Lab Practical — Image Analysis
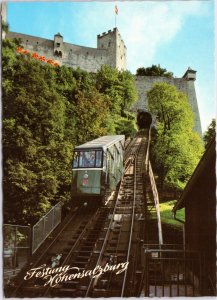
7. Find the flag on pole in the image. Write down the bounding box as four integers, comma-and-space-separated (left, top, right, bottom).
115, 5, 118, 15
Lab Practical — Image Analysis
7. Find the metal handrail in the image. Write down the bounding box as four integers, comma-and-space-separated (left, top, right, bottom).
148, 161, 163, 245
32, 202, 62, 254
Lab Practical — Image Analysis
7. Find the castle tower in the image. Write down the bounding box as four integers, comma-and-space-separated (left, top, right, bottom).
54, 32, 64, 58
97, 28, 126, 71
182, 68, 202, 136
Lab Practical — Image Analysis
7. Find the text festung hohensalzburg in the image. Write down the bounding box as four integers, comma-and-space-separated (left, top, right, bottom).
24, 262, 129, 287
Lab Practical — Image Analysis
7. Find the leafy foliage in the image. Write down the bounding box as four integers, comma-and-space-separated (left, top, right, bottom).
147, 82, 204, 191
203, 119, 216, 149
136, 64, 173, 78
2, 21, 9, 33
96, 65, 138, 115
2, 38, 138, 225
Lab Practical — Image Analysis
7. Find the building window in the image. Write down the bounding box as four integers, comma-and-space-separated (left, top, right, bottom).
56, 43, 60, 47
108, 41, 111, 47
54, 50, 62, 58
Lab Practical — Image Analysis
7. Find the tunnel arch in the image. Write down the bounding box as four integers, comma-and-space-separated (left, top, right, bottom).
137, 110, 152, 129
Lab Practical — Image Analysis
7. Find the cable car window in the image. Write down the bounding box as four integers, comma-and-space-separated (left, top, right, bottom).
73, 150, 102, 168
73, 152, 79, 167
96, 150, 102, 167
86, 151, 95, 167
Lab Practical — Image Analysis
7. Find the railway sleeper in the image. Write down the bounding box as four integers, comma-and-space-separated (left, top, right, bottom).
73, 261, 88, 268
92, 289, 110, 297
80, 245, 93, 251
69, 236, 83, 243
63, 245, 75, 252
76, 255, 90, 262
76, 250, 92, 256
68, 239, 81, 245
110, 230, 121, 236
85, 237, 99, 242
53, 288, 78, 297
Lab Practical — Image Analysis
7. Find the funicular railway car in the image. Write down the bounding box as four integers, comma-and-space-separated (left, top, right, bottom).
71, 135, 125, 206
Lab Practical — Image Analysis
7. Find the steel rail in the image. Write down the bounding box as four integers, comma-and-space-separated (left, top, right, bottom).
121, 137, 146, 297
84, 165, 127, 296
14, 130, 149, 298
12, 207, 79, 296
85, 135, 140, 297
43, 206, 107, 297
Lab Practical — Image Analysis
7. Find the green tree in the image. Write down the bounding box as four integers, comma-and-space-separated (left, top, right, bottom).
3, 39, 69, 224
2, 39, 139, 225
203, 119, 216, 148
95, 65, 138, 134
114, 111, 137, 137
136, 64, 173, 78
147, 82, 204, 190
96, 65, 137, 114
72, 89, 111, 144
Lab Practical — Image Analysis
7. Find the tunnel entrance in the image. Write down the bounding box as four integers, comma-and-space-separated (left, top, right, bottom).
137, 110, 152, 129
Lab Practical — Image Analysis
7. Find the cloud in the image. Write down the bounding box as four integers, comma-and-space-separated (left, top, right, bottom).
61, 1, 208, 73
118, 1, 206, 72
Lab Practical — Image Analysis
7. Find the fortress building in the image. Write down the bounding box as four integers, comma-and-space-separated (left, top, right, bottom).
134, 68, 202, 136
2, 0, 202, 136
7, 28, 127, 72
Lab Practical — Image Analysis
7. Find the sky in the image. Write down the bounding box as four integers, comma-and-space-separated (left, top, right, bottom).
5, 0, 216, 133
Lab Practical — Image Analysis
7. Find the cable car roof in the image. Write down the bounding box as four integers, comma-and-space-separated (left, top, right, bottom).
75, 135, 125, 150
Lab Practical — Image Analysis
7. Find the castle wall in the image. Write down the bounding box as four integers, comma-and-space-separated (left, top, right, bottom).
7, 29, 201, 136
185, 80, 202, 136
1, 1, 7, 39
7, 28, 126, 73
134, 76, 202, 136
1, 1, 6, 23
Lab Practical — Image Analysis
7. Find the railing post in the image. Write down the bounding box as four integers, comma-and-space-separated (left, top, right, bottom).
148, 161, 163, 245
52, 206, 55, 229
144, 249, 149, 296
43, 216, 46, 241
13, 226, 17, 275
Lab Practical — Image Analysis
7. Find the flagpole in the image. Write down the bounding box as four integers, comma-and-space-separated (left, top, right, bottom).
115, 4, 118, 28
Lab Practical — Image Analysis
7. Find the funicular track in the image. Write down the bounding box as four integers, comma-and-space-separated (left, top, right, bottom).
11, 205, 111, 298
10, 130, 150, 298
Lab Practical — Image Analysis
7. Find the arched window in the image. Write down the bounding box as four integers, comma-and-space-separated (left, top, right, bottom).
54, 50, 62, 58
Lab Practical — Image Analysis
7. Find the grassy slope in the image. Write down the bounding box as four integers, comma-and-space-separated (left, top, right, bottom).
159, 200, 185, 228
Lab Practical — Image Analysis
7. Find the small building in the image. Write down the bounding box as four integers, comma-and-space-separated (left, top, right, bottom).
173, 138, 216, 295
